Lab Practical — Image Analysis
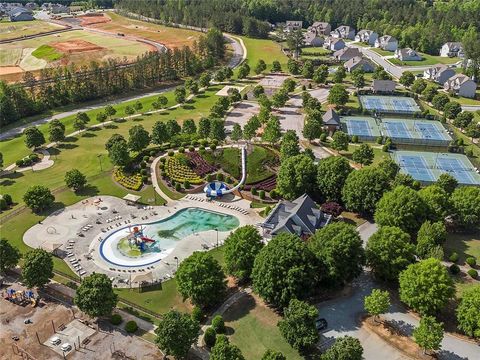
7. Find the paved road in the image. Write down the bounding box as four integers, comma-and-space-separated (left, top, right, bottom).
461, 105, 480, 112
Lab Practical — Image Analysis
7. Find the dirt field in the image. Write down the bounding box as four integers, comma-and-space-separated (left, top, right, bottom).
79, 14, 111, 26
0, 20, 65, 41
52, 39, 104, 53
87, 12, 201, 49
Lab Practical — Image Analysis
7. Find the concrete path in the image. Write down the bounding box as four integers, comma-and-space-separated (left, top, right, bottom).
4, 148, 54, 172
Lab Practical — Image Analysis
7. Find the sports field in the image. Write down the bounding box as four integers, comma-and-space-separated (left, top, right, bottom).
0, 20, 65, 41
381, 118, 451, 146
360, 95, 421, 114
85, 12, 201, 49
391, 150, 480, 185
340, 116, 381, 141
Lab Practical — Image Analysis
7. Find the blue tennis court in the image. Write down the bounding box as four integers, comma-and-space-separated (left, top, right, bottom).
414, 122, 450, 141
381, 119, 451, 146
436, 158, 479, 185
340, 116, 381, 141
346, 120, 372, 136
360, 95, 421, 114
396, 154, 435, 182
383, 121, 410, 139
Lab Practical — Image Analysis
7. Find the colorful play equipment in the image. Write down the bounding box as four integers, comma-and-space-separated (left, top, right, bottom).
204, 145, 247, 198
4, 289, 38, 307
127, 226, 156, 252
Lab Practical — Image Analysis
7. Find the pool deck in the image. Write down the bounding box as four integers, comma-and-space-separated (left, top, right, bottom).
23, 195, 261, 287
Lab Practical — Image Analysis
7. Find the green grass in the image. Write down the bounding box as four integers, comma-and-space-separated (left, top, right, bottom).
223, 293, 302, 359
300, 47, 332, 56
370, 48, 393, 56
237, 36, 288, 72
341, 143, 388, 167
449, 90, 480, 106
388, 53, 459, 67
444, 232, 480, 265
32, 44, 63, 61
0, 20, 63, 41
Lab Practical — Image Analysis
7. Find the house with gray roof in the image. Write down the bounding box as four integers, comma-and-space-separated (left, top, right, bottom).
324, 37, 345, 51
322, 109, 341, 133
344, 56, 375, 73
331, 25, 355, 40
355, 30, 378, 46
285, 20, 303, 32
423, 64, 456, 84
308, 21, 331, 36
304, 32, 324, 47
333, 47, 361, 61
374, 35, 398, 52
395, 48, 422, 61
9, 7, 33, 21
444, 74, 477, 98
261, 194, 332, 238
440, 42, 464, 58
372, 80, 396, 93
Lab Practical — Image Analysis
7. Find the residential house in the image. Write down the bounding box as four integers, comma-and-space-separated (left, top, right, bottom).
333, 47, 361, 61
322, 109, 341, 134
344, 56, 375, 73
261, 194, 332, 238
324, 37, 345, 51
285, 20, 303, 32
395, 48, 422, 61
331, 25, 355, 40
25, 2, 37, 10
372, 80, 396, 93
374, 35, 398, 52
440, 42, 464, 58
9, 7, 33, 21
308, 21, 331, 35
444, 74, 477, 98
50, 4, 70, 14
303, 32, 324, 47
355, 30, 378, 46
423, 64, 456, 84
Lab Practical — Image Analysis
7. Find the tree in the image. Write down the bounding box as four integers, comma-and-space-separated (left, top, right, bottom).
262, 116, 282, 144
454, 111, 474, 129
0, 239, 21, 273
104, 105, 117, 120
351, 69, 365, 89
73, 117, 87, 132
443, 101, 462, 119
209, 119, 226, 141
182, 119, 197, 134
124, 105, 135, 116
151, 121, 169, 145
258, 94, 272, 112
228, 88, 242, 103
378, 159, 400, 181
108, 140, 130, 167
0, 152, 3, 170
331, 131, 349, 152
364, 289, 390, 323
399, 71, 415, 88
372, 66, 391, 80
432, 93, 450, 111
462, 28, 480, 81
366, 226, 415, 281
24, 126, 45, 149
252, 233, 319, 309
465, 123, 480, 141
230, 123, 243, 142
22, 249, 53, 288
277, 154, 317, 200
76, 112, 90, 125
280, 130, 300, 160
253, 85, 265, 98
23, 185, 54, 213
278, 299, 319, 351
243, 115, 260, 142
214, 69, 225, 82
272, 60, 282, 72
155, 310, 200, 359
352, 143, 374, 166
283, 78, 296, 93
128, 125, 150, 152
287, 59, 300, 75
302, 115, 322, 142
399, 258, 454, 315
224, 226, 263, 281
166, 119, 181, 137
262, 350, 286, 360
416, 221, 447, 259
188, 81, 199, 95
309, 222, 365, 285
48, 120, 65, 143
176, 252, 226, 308
436, 173, 458, 195
75, 273, 117, 317
316, 157, 352, 203
313, 64, 329, 84
255, 59, 267, 74
286, 29, 304, 59
199, 72, 211, 88
210, 335, 244, 360
342, 168, 389, 215
321, 336, 363, 360
237, 63, 250, 79
422, 85, 438, 102
174, 87, 187, 103
157, 95, 169, 108
418, 185, 451, 222
411, 78, 427, 94
64, 169, 87, 191
451, 186, 480, 229
456, 285, 480, 338
301, 60, 314, 79
271, 89, 289, 108
333, 66, 346, 83
327, 84, 349, 107
413, 316, 444, 355
96, 111, 107, 123
105, 134, 126, 151
374, 185, 427, 235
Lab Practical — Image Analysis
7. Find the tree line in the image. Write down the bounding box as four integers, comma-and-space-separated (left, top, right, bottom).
0, 28, 225, 127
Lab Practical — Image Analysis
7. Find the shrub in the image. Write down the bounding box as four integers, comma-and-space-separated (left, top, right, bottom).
184, 180, 190, 189
2, 194, 13, 205
150, 149, 157, 156
142, 175, 149, 184
143, 156, 150, 162
168, 150, 174, 156
191, 306, 203, 323
376, 136, 383, 144
0, 198, 7, 210
320, 133, 327, 142
210, 144, 217, 151
216, 173, 224, 181
175, 182, 181, 191
113, 168, 143, 191
140, 161, 147, 169
259, 190, 265, 199
189, 146, 195, 152
269, 189, 277, 199
110, 314, 122, 325
204, 327, 216, 348
29, 153, 39, 162
251, 187, 257, 195
199, 146, 205, 151
181, 142, 189, 147
449, 264, 460, 275
352, 135, 359, 143
226, 177, 233, 184
201, 139, 208, 146
206, 174, 213, 182
160, 157, 166, 163
178, 147, 185, 153
382, 145, 389, 152
140, 169, 148, 176
212, 139, 219, 146
159, 163, 165, 170
321, 202, 344, 218
467, 269, 478, 279
449, 252, 459, 263
124, 320, 138, 333
466, 257, 476, 267
211, 315, 225, 334
16, 159, 24, 167
23, 158, 32, 166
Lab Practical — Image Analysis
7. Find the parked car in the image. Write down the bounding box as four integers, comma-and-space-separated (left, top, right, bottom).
61, 343, 72, 352
315, 317, 328, 331
50, 337, 61, 346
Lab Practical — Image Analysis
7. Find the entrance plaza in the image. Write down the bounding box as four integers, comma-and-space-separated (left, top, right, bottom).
23, 195, 261, 288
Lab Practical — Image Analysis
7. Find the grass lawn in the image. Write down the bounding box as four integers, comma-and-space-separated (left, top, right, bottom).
32, 44, 63, 61
444, 232, 480, 265
388, 53, 459, 67
223, 293, 302, 359
341, 143, 388, 167
341, 211, 367, 226
301, 47, 331, 56
449, 90, 480, 106
237, 36, 288, 72
370, 48, 393, 56
0, 20, 64, 41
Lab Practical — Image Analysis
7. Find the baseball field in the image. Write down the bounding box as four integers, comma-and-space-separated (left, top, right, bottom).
0, 19, 65, 41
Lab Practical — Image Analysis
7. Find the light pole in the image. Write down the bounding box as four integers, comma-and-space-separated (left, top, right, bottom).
97, 154, 103, 171
215, 229, 219, 248
174, 256, 179, 271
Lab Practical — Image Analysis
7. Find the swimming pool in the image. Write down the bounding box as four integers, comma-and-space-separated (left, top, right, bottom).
99, 208, 239, 267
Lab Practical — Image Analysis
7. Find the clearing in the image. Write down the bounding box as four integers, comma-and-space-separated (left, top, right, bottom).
0, 19, 65, 41
238, 36, 288, 72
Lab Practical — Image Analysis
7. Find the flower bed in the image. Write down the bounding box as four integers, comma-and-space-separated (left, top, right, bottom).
243, 176, 277, 192
165, 155, 203, 184
113, 168, 143, 191
185, 151, 216, 177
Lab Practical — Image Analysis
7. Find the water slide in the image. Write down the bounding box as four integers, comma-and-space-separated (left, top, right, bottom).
140, 237, 155, 243
204, 145, 247, 197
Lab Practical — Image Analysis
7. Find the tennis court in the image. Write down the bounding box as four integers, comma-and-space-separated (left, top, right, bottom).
340, 116, 381, 141
360, 95, 421, 114
382, 118, 451, 146
391, 151, 480, 185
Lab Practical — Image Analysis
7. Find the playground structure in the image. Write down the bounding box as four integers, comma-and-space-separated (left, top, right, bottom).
204, 145, 247, 197
4, 289, 38, 307
126, 226, 156, 252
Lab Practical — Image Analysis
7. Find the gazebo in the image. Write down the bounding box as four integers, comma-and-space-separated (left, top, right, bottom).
123, 193, 141, 205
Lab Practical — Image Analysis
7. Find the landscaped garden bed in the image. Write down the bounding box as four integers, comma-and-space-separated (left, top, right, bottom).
113, 168, 143, 191
185, 151, 217, 176
163, 154, 203, 185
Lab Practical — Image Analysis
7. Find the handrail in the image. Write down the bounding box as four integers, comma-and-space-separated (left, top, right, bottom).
222, 145, 246, 194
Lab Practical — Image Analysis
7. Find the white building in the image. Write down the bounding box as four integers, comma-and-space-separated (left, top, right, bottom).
444, 74, 477, 98
375, 35, 398, 52
355, 30, 378, 46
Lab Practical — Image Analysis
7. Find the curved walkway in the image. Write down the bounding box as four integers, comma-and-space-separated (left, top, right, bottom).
5, 148, 54, 172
